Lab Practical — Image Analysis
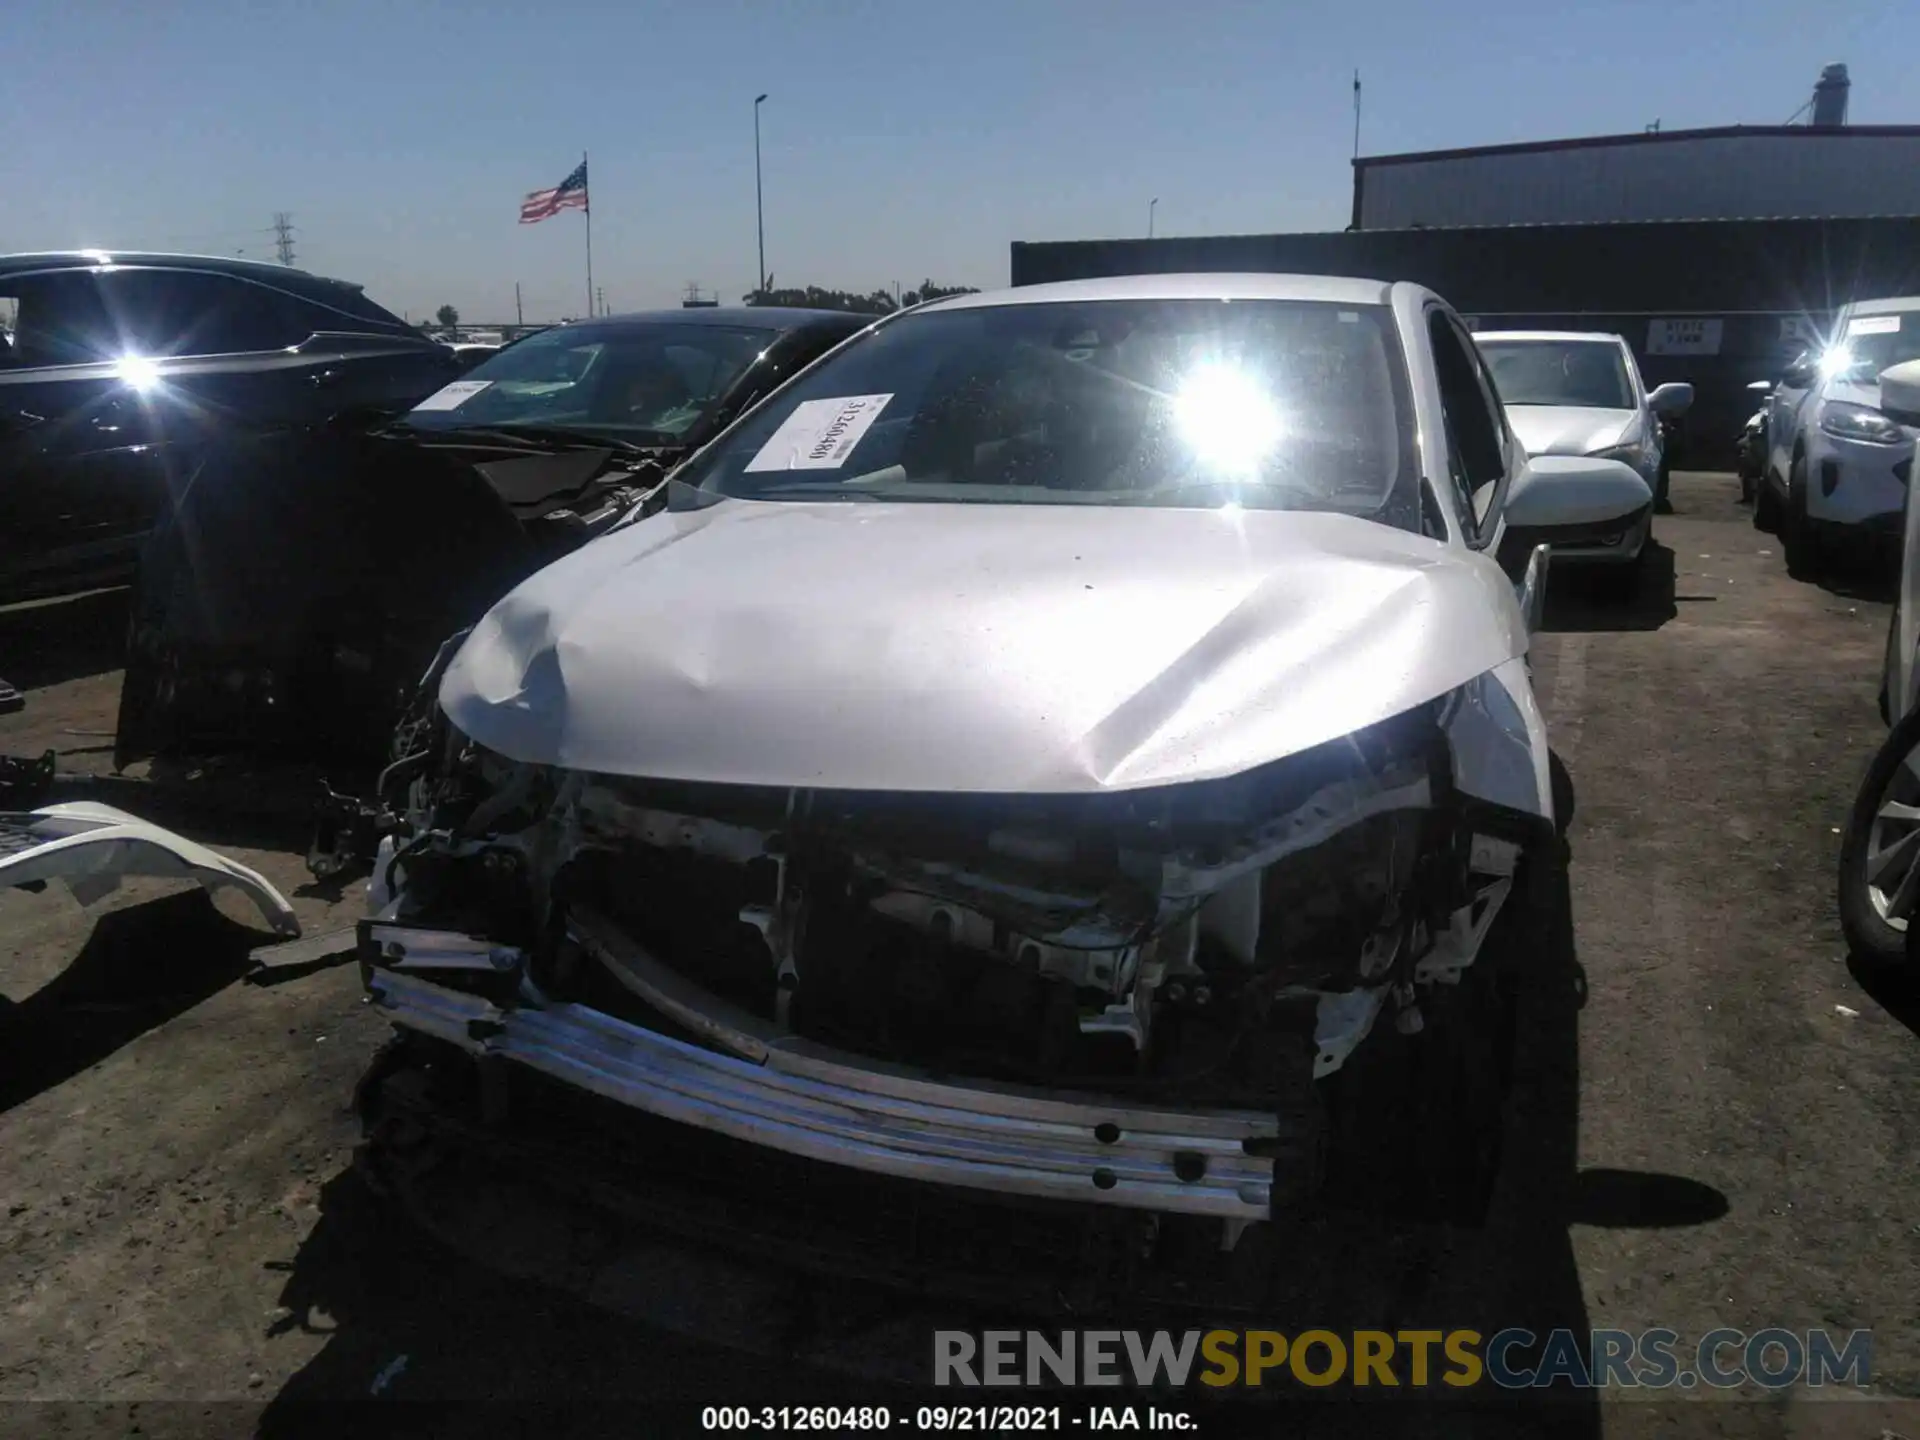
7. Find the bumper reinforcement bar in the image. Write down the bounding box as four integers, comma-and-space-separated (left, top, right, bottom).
365, 967, 1286, 1219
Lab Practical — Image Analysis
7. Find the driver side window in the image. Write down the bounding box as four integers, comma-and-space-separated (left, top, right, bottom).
1427, 309, 1507, 543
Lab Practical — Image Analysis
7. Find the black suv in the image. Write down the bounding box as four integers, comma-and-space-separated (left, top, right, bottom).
0, 252, 458, 604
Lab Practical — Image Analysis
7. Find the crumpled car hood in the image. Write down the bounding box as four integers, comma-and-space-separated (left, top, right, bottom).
438, 497, 1528, 794
1506, 405, 1639, 457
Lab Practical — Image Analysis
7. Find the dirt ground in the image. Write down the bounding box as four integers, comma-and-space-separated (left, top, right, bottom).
2, 473, 1918, 1438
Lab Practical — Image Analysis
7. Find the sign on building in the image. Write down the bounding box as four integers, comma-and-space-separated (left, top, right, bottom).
1647, 318, 1724, 356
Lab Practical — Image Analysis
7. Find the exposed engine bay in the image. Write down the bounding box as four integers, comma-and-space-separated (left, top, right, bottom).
349, 640, 1545, 1229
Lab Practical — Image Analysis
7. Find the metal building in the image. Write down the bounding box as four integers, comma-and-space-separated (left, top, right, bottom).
1351, 123, 1920, 230
1009, 217, 1920, 467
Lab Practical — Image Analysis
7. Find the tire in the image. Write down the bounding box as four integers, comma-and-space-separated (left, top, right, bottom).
1652, 457, 1673, 515
1319, 888, 1526, 1226
1781, 453, 1824, 579
1838, 701, 1920, 970
1753, 471, 1781, 532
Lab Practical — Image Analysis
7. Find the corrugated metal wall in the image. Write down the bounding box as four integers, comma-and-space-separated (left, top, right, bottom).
1356, 132, 1920, 229
1008, 218, 1920, 467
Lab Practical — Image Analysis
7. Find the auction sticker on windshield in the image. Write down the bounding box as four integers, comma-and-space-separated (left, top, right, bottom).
413, 380, 494, 412
1848, 315, 1903, 338
745, 394, 892, 472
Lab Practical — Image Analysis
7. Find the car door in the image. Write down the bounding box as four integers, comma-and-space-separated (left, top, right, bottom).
0, 267, 172, 600
1768, 317, 1832, 485
1423, 302, 1543, 625
0, 265, 411, 602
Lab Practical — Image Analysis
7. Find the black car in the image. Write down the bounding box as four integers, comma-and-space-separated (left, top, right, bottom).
118, 306, 872, 766
0, 252, 460, 605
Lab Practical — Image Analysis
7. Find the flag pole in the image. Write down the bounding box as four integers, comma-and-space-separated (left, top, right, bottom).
582, 151, 594, 319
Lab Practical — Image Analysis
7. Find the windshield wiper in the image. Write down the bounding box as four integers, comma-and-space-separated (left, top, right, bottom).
743, 482, 889, 499
392, 420, 678, 454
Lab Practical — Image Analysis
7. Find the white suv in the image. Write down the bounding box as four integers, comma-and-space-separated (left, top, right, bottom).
1756, 295, 1920, 578
1475, 330, 1691, 586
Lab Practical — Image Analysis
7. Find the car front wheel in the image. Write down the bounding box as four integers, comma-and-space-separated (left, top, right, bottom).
1838, 701, 1920, 969
1754, 471, 1782, 532
1781, 454, 1826, 578
1317, 847, 1551, 1226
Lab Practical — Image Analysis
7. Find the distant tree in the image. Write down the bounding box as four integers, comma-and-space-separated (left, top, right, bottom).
742, 280, 980, 314
743, 283, 893, 315
434, 304, 460, 334
901, 280, 980, 307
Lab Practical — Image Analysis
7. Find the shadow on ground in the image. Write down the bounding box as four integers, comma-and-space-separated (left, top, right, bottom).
245, 759, 1726, 1438
0, 889, 266, 1115
0, 587, 130, 690
1541, 544, 1678, 635
1847, 948, 1920, 1041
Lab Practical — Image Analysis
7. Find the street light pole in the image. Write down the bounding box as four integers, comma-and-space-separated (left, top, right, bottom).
754, 93, 769, 298
1148, 198, 1158, 239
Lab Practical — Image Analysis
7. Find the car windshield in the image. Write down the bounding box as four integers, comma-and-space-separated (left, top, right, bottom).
1827, 310, 1920, 382
1478, 339, 1635, 410
402, 320, 777, 442
680, 298, 1419, 527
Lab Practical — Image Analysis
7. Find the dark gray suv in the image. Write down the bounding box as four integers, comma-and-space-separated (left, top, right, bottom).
0, 251, 457, 604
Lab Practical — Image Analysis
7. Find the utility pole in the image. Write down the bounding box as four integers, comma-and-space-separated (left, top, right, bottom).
754, 93, 769, 298
515, 282, 524, 327
272, 212, 296, 266
1148, 198, 1158, 239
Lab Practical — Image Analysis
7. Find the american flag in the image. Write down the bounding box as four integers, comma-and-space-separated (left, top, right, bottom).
520, 159, 589, 224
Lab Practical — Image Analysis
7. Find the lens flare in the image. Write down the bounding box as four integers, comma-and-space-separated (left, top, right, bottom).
114, 355, 162, 392
1818, 345, 1857, 379
1173, 363, 1283, 474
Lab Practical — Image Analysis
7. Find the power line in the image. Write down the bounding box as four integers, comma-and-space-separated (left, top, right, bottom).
272, 212, 296, 267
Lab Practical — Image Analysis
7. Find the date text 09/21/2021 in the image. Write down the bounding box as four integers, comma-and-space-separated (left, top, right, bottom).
701, 1406, 1192, 1432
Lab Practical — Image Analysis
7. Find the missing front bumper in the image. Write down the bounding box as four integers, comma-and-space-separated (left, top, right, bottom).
364, 965, 1297, 1221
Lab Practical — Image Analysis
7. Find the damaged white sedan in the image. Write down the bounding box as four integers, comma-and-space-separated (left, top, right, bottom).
349, 275, 1645, 1245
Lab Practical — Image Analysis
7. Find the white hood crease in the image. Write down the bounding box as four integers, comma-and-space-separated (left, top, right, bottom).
439, 497, 1531, 795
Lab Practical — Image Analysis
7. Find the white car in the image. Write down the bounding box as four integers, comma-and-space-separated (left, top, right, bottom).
1757, 295, 1920, 577
1839, 358, 1920, 968
1474, 331, 1691, 590
345, 274, 1650, 1249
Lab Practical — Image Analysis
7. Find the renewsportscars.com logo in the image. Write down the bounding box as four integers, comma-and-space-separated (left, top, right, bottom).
933, 1328, 1872, 1391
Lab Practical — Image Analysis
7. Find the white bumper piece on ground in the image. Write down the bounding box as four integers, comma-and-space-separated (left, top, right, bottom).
0, 801, 301, 937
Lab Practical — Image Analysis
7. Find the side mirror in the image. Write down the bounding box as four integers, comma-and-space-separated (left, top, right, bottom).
1781, 363, 1817, 389
1881, 359, 1920, 429
1646, 382, 1693, 419
1501, 455, 1653, 550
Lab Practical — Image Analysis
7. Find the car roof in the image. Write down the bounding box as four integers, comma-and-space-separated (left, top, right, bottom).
1474, 330, 1628, 345
1845, 295, 1920, 317
593, 307, 868, 330
0, 250, 369, 293
918, 273, 1396, 312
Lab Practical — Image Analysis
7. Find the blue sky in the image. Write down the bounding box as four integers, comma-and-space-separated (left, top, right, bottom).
3, 0, 1911, 323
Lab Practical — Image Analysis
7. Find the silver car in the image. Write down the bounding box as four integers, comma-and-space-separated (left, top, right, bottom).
1474, 330, 1692, 593
1839, 357, 1920, 969
347, 274, 1648, 1254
